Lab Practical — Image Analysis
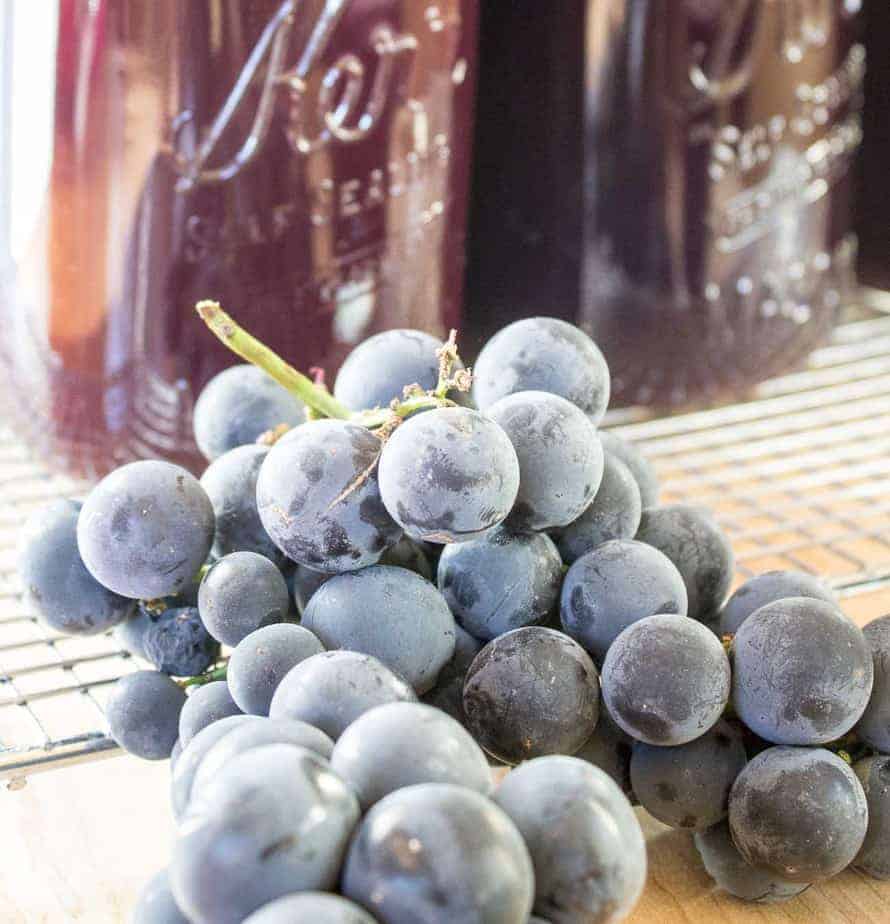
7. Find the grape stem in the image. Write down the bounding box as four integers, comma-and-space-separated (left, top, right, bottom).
181, 662, 228, 688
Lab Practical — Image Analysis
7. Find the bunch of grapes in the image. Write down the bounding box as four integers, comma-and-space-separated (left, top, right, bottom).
18, 305, 890, 924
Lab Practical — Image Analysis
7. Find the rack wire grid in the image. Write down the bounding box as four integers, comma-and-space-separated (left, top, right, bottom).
2, 293, 890, 789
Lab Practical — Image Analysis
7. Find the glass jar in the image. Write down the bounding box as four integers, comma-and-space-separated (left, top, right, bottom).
0, 0, 478, 477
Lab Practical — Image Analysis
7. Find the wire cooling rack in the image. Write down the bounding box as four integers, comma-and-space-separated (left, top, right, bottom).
1, 296, 890, 788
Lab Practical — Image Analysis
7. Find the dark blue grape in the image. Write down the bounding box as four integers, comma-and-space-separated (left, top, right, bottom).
77, 461, 215, 600
598, 431, 660, 509
289, 563, 331, 613
420, 624, 483, 725
301, 566, 455, 694
227, 624, 325, 715
732, 597, 873, 745
199, 444, 285, 566
257, 419, 401, 572
555, 453, 642, 564
378, 535, 434, 580
243, 894, 377, 924
141, 606, 219, 677
193, 364, 305, 462
856, 615, 890, 752
486, 391, 603, 531
853, 755, 890, 880
560, 539, 688, 664
133, 869, 190, 924
574, 708, 635, 800
19, 500, 134, 635
105, 670, 186, 760
473, 317, 610, 424
729, 746, 867, 882
462, 627, 600, 764
269, 651, 417, 740
437, 527, 562, 641
198, 551, 290, 647
601, 614, 730, 746
377, 407, 520, 543
342, 783, 534, 924
493, 756, 646, 924
178, 681, 243, 746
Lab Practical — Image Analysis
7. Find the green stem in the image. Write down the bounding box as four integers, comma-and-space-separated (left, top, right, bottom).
181, 662, 228, 688
356, 394, 456, 429
196, 301, 352, 420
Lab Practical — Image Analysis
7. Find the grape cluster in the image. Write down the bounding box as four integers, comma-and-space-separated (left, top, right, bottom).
17, 310, 890, 923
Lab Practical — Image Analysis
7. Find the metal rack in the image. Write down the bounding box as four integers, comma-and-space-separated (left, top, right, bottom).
2, 300, 890, 787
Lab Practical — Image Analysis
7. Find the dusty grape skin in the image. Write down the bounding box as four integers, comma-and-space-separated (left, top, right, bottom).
574, 708, 635, 801
302, 566, 456, 694
193, 364, 306, 462
114, 605, 157, 660
494, 756, 647, 924
171, 744, 359, 924
199, 444, 285, 566
133, 869, 190, 924
630, 720, 746, 830
486, 391, 604, 531
19, 500, 135, 635
694, 822, 811, 903
378, 535, 435, 580
289, 563, 331, 613
438, 527, 563, 641
729, 746, 868, 882
342, 783, 534, 924
636, 505, 734, 629
197, 551, 290, 647
473, 316, 611, 424
719, 569, 838, 637
853, 755, 890, 880
257, 419, 401, 572
243, 893, 378, 924
178, 681, 243, 746
560, 539, 688, 664
105, 671, 186, 760
462, 627, 600, 765
601, 614, 730, 746
854, 615, 890, 752
731, 597, 873, 746
332, 702, 491, 810
555, 453, 642, 564
420, 624, 483, 725
77, 461, 214, 600
269, 651, 417, 740
141, 606, 219, 677
377, 407, 520, 543
227, 624, 325, 715
598, 431, 660, 509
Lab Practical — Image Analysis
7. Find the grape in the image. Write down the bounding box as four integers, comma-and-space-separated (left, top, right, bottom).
256, 419, 401, 571
601, 614, 730, 746
486, 391, 604, 531
420, 624, 483, 724
133, 869, 190, 924
574, 707, 635, 800
555, 453, 642, 564
171, 744, 359, 924
472, 316, 610, 424
170, 739, 182, 769
560, 539, 688, 664
227, 624, 325, 715
377, 406, 520, 543
199, 444, 285, 566
728, 746, 867, 882
378, 535, 435, 580
193, 364, 305, 462
333, 328, 469, 411
341, 783, 534, 924
77, 461, 215, 600
493, 756, 646, 924
636, 505, 734, 628
105, 671, 186, 760
854, 615, 890, 752
18, 500, 134, 635
437, 527, 563, 641
243, 893, 378, 924
141, 606, 219, 677
731, 597, 873, 745
198, 552, 290, 647
289, 563, 331, 613
630, 720, 746, 830
719, 569, 837, 636
693, 822, 810, 903
301, 566, 456, 694
269, 651, 417, 740
462, 627, 600, 764
331, 702, 492, 810
598, 431, 660, 508
853, 755, 890, 880
178, 681, 243, 747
